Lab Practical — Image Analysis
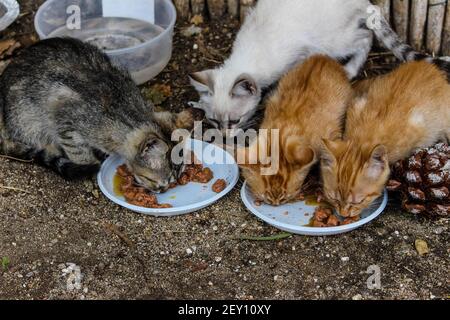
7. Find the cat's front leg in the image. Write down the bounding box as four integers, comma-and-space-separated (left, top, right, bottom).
57, 129, 100, 166
342, 37, 372, 79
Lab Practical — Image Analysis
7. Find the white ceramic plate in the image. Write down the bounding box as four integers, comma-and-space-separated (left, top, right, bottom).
241, 182, 388, 236
98, 139, 239, 216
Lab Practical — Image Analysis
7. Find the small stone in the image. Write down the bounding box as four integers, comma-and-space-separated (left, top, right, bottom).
415, 239, 430, 256
352, 294, 363, 300
186, 248, 193, 255
58, 263, 66, 270
193, 44, 199, 50
341, 257, 350, 262
181, 25, 202, 37
215, 257, 222, 263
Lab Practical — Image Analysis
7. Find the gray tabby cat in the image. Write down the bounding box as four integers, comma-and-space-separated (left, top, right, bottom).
0, 38, 202, 192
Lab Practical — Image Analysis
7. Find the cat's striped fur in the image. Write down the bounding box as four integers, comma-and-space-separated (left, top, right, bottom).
0, 38, 201, 192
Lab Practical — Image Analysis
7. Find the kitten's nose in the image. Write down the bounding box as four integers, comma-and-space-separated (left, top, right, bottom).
349, 208, 361, 218
339, 207, 351, 217
219, 120, 239, 130
155, 184, 169, 193
268, 198, 281, 206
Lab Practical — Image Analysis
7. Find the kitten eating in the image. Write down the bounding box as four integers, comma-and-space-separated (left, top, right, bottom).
321, 61, 450, 217
0, 38, 202, 192
240, 56, 352, 206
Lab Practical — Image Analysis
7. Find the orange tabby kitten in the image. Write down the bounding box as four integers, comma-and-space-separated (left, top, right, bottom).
240, 55, 352, 205
321, 60, 450, 217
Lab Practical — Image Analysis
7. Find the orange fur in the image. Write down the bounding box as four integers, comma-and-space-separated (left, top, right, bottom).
321, 61, 450, 217
240, 55, 352, 205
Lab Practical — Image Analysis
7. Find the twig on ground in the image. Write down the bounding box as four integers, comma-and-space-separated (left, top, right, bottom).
103, 222, 135, 247
0, 185, 31, 194
201, 57, 222, 64
0, 155, 33, 163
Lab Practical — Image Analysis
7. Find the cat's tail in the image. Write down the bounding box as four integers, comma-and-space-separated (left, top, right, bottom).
372, 14, 450, 77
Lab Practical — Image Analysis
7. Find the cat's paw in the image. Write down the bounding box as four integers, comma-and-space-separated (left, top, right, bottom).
175, 108, 205, 130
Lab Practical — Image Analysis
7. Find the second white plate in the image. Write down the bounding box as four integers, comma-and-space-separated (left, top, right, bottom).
241, 182, 388, 236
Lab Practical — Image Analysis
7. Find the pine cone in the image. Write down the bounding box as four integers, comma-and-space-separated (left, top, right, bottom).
388, 143, 449, 217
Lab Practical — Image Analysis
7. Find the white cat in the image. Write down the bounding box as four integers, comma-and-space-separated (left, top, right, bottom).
189, 0, 385, 136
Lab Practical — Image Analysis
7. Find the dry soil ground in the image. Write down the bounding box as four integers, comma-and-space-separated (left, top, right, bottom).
0, 0, 448, 300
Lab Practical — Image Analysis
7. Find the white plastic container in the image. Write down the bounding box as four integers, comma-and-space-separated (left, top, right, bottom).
35, 0, 176, 84
0, 0, 20, 31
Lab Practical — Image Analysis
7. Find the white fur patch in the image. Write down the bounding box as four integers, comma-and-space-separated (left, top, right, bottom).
353, 96, 368, 113
409, 111, 425, 126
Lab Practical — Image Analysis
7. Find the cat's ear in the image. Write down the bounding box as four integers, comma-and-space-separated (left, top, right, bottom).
320, 139, 339, 168
139, 137, 169, 161
285, 138, 315, 167
231, 74, 258, 97
366, 145, 388, 179
189, 70, 215, 94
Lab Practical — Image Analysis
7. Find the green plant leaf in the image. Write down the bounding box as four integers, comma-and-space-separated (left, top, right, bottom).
1, 256, 10, 271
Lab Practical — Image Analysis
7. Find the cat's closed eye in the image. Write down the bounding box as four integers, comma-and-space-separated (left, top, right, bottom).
350, 199, 364, 205
207, 118, 220, 126
135, 175, 156, 186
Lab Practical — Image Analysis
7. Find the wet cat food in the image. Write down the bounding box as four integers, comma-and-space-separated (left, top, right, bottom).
177, 163, 214, 185
115, 152, 215, 208
212, 179, 227, 193
116, 164, 173, 208
311, 206, 359, 227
